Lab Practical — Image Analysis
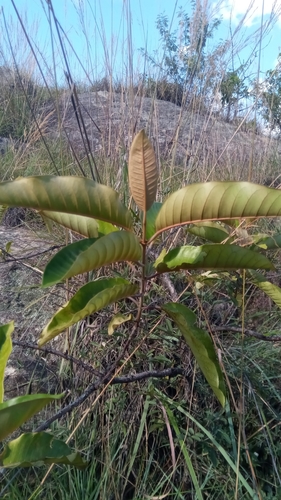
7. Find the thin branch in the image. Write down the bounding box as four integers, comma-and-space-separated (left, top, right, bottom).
11, 339, 186, 384
111, 367, 185, 384
213, 325, 281, 342
0, 245, 63, 263
36, 325, 138, 430
12, 340, 100, 376
35, 378, 102, 431
35, 366, 185, 432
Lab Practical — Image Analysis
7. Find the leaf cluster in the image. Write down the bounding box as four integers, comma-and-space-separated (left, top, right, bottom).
2, 129, 281, 477
256, 55, 281, 132
141, 7, 221, 106
0, 323, 87, 469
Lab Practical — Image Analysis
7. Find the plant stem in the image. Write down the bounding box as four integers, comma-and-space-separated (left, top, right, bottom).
136, 241, 146, 323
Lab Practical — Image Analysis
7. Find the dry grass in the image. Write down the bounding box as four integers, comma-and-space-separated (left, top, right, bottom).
1, 1, 281, 499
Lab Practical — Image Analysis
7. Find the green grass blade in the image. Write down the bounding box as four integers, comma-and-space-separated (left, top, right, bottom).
155, 389, 258, 499
125, 395, 150, 486
164, 404, 204, 500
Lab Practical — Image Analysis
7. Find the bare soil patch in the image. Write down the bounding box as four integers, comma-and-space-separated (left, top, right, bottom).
0, 222, 64, 398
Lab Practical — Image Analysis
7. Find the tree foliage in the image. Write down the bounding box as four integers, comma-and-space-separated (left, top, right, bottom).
1, 130, 281, 409
220, 70, 248, 122
257, 55, 281, 133
0, 322, 87, 469
141, 5, 221, 106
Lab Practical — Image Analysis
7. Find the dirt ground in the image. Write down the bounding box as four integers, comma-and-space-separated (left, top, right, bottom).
0, 217, 65, 398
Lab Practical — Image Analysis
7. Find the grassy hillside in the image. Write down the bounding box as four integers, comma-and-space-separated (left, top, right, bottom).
0, 2, 281, 499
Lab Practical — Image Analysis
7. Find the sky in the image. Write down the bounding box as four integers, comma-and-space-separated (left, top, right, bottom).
1, 0, 281, 86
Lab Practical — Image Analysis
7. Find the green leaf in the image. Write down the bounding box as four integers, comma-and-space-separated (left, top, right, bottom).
5, 241, 13, 253
39, 278, 138, 346
0, 432, 87, 469
145, 202, 162, 240
154, 244, 274, 273
0, 322, 14, 403
129, 130, 158, 212
43, 232, 141, 287
40, 211, 118, 238
0, 393, 64, 441
108, 313, 132, 335
155, 182, 281, 233
162, 303, 226, 406
249, 270, 281, 309
252, 233, 281, 250
0, 176, 132, 230
188, 222, 231, 243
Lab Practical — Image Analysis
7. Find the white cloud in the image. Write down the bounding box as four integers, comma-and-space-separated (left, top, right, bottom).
218, 0, 281, 27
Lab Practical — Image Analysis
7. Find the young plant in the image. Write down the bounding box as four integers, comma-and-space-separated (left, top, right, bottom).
0, 322, 87, 469
1, 130, 281, 409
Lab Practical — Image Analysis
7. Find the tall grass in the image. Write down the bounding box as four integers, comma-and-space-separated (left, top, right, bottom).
1, 1, 281, 499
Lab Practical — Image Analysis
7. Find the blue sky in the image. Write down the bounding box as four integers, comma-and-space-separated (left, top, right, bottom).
1, 0, 281, 85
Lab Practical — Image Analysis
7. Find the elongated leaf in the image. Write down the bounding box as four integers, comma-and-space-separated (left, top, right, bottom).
249, 270, 281, 309
0, 393, 64, 441
43, 232, 141, 287
129, 130, 158, 212
0, 176, 132, 229
5, 241, 12, 253
154, 244, 274, 273
162, 303, 226, 406
0, 322, 14, 403
252, 233, 281, 250
145, 202, 162, 240
39, 278, 138, 346
0, 432, 87, 469
155, 182, 281, 233
188, 222, 231, 243
40, 211, 118, 238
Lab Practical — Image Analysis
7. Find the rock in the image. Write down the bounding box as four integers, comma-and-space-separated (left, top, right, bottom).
42, 89, 281, 183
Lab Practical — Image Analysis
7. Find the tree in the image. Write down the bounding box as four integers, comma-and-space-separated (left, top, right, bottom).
2, 131, 281, 496
141, 4, 221, 107
220, 70, 248, 122
257, 56, 281, 133
1, 130, 281, 410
